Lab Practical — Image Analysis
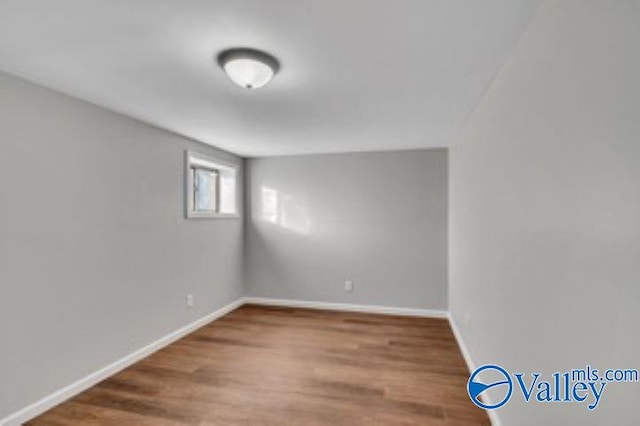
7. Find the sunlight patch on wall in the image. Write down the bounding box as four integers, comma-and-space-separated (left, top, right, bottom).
259, 186, 311, 235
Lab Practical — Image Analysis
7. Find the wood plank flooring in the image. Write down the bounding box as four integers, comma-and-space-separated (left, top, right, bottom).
28, 305, 489, 425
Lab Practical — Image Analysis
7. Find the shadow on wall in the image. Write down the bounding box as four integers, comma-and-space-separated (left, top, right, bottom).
259, 186, 311, 235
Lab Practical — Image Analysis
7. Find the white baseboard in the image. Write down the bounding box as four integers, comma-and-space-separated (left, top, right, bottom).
447, 313, 477, 373
0, 298, 244, 426
447, 314, 500, 426
243, 297, 448, 318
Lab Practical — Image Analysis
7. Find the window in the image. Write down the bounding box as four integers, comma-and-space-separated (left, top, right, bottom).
185, 151, 238, 218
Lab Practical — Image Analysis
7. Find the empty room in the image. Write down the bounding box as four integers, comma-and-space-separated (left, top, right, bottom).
1, 1, 638, 425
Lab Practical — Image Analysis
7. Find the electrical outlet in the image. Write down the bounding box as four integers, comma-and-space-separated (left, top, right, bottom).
186, 293, 194, 308
344, 280, 354, 292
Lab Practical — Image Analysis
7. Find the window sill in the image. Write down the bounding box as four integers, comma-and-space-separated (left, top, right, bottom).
186, 212, 240, 220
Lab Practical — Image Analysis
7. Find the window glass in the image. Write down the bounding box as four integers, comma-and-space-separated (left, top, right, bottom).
193, 168, 218, 212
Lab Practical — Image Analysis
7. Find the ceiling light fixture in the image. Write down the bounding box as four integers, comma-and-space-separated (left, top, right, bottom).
217, 48, 279, 90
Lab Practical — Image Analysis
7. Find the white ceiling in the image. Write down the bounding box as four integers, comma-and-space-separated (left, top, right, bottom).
0, 0, 539, 157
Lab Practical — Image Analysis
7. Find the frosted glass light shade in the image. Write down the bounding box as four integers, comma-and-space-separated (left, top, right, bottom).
218, 48, 279, 89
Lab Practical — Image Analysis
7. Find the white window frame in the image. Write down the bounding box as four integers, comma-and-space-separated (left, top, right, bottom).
185, 150, 239, 219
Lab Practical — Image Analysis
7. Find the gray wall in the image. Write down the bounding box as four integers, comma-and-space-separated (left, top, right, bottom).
449, 1, 640, 425
245, 149, 447, 310
0, 71, 244, 419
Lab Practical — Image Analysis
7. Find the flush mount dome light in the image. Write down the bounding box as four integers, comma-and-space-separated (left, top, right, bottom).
218, 48, 279, 89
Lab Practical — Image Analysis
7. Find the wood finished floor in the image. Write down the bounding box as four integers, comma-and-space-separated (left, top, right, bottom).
28, 305, 489, 425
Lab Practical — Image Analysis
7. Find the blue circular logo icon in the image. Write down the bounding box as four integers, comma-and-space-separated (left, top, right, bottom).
467, 364, 513, 409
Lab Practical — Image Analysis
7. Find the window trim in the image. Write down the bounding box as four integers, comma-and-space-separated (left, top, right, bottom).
185, 150, 240, 219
